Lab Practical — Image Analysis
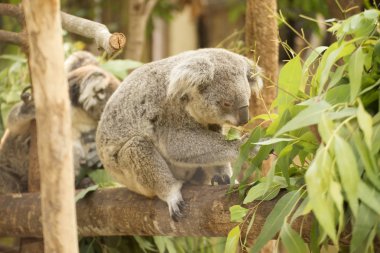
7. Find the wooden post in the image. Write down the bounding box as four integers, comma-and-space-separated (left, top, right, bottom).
22, 0, 79, 252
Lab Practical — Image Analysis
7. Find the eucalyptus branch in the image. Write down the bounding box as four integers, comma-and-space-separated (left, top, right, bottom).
0, 3, 24, 23
61, 12, 126, 55
0, 30, 27, 49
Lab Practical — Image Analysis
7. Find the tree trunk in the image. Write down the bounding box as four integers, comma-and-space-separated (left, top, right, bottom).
126, 0, 157, 61
245, 0, 278, 176
22, 0, 79, 252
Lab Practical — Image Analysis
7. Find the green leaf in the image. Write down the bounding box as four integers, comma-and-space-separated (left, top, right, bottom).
328, 181, 344, 234
225, 127, 242, 141
280, 223, 309, 253
277, 55, 303, 114
101, 59, 143, 79
305, 147, 338, 244
357, 101, 373, 149
350, 203, 379, 253
225, 225, 240, 253
249, 190, 301, 253
253, 137, 295, 145
319, 43, 355, 94
325, 84, 350, 105
358, 181, 380, 216
230, 205, 248, 222
275, 101, 330, 136
334, 135, 359, 217
243, 183, 281, 204
88, 169, 117, 187
349, 47, 365, 101
318, 114, 334, 144
75, 184, 99, 202
153, 237, 166, 253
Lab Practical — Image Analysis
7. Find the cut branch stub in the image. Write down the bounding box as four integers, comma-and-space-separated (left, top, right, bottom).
109, 33, 126, 51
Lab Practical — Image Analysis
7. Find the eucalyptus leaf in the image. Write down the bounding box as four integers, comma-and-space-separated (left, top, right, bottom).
230, 205, 248, 222
224, 225, 240, 253
358, 181, 380, 216
357, 101, 373, 149
349, 47, 365, 101
243, 183, 281, 204
334, 135, 359, 217
275, 101, 330, 136
75, 184, 99, 202
280, 223, 309, 253
277, 55, 303, 115
249, 190, 301, 253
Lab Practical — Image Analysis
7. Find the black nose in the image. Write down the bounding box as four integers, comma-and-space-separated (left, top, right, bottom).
237, 105, 249, 125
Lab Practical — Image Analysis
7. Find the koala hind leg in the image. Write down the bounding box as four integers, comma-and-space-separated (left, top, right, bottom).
115, 136, 184, 220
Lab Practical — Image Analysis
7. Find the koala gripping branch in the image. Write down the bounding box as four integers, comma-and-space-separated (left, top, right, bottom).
1, 186, 312, 241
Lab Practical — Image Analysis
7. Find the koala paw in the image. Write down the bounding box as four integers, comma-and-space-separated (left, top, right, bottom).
166, 187, 185, 222
211, 174, 230, 185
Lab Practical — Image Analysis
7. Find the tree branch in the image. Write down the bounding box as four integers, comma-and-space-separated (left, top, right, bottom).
0, 3, 126, 55
61, 12, 126, 55
0, 3, 24, 23
0, 30, 28, 49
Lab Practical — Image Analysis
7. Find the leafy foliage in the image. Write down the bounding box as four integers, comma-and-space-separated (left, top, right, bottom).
229, 9, 380, 253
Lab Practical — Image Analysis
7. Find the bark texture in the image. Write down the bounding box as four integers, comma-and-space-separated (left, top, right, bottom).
61, 12, 126, 55
22, 0, 79, 252
0, 186, 365, 249
0, 186, 311, 239
126, 0, 157, 60
245, 0, 278, 119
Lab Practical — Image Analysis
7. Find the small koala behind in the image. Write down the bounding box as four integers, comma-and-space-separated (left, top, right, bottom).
96, 48, 262, 220
0, 51, 120, 193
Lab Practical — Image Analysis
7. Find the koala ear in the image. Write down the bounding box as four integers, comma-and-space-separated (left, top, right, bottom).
167, 57, 215, 99
246, 60, 264, 96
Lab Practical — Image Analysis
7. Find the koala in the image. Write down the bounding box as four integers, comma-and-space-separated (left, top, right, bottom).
96, 48, 263, 220
0, 51, 120, 193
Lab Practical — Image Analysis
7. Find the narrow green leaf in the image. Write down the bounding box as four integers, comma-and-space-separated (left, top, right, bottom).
349, 47, 365, 101
243, 183, 281, 204
318, 114, 334, 144
319, 43, 355, 94
350, 204, 379, 253
249, 191, 301, 253
358, 181, 380, 216
225, 225, 240, 253
328, 181, 344, 234
278, 55, 303, 114
230, 205, 248, 222
334, 136, 359, 217
75, 184, 99, 202
253, 137, 295, 145
357, 101, 373, 149
305, 147, 338, 244
325, 84, 350, 105
153, 237, 166, 253
225, 127, 242, 141
275, 101, 331, 136
280, 223, 309, 253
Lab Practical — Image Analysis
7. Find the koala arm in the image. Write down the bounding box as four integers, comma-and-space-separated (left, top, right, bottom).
161, 127, 241, 167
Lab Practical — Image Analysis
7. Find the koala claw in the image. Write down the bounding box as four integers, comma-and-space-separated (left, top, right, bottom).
211, 174, 231, 185
167, 190, 185, 222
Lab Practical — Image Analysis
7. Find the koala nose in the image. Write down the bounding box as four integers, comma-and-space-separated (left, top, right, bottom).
237, 105, 249, 125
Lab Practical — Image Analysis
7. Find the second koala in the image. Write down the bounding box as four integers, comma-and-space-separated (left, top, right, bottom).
96, 48, 262, 219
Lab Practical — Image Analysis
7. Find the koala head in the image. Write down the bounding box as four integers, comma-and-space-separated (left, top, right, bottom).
68, 65, 120, 120
64, 51, 99, 73
167, 50, 263, 127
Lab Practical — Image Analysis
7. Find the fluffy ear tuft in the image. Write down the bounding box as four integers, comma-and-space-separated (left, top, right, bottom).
246, 60, 264, 96
167, 57, 215, 100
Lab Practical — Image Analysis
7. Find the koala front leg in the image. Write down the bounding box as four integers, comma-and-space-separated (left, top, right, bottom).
163, 128, 241, 167
114, 136, 185, 220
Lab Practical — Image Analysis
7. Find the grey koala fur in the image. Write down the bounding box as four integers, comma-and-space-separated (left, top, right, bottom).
0, 51, 120, 193
96, 48, 263, 219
